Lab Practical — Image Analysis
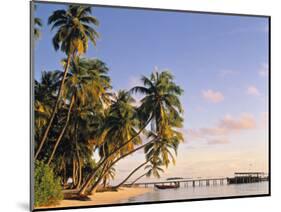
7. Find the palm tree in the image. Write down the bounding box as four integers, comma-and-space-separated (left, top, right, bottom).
33, 5, 42, 40
145, 157, 164, 179
131, 71, 184, 135
132, 70, 184, 167
35, 5, 100, 160
129, 157, 164, 187
102, 165, 116, 188
79, 91, 143, 195
34, 71, 61, 154
112, 159, 151, 189
79, 71, 184, 196
130, 173, 147, 186
47, 57, 111, 165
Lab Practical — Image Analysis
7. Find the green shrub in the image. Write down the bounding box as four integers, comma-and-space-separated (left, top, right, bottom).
34, 160, 63, 207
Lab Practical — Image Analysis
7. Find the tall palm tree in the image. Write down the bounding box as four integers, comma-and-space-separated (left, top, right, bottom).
132, 70, 184, 167
35, 5, 100, 160
47, 57, 111, 165
131, 71, 184, 135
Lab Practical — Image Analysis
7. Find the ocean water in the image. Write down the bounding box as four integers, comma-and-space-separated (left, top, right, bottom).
120, 182, 269, 203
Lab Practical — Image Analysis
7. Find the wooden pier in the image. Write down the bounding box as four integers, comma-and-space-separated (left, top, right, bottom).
124, 172, 268, 188
124, 177, 228, 188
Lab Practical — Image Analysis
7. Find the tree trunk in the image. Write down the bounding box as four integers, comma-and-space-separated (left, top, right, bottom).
72, 159, 76, 187
76, 156, 82, 189
83, 138, 158, 196
102, 177, 107, 188
78, 116, 154, 195
130, 172, 147, 186
47, 95, 75, 165
35, 54, 72, 160
113, 160, 150, 189
87, 163, 108, 195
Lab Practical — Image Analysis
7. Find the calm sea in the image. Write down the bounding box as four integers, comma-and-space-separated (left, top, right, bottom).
119, 182, 269, 203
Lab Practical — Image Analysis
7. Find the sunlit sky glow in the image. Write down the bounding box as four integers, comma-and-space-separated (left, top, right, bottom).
34, 3, 269, 184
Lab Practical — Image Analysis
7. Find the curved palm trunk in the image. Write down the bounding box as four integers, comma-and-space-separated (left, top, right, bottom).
87, 162, 108, 195
47, 94, 75, 165
130, 172, 147, 186
78, 116, 154, 195
84, 138, 158, 195
113, 160, 150, 189
35, 55, 72, 160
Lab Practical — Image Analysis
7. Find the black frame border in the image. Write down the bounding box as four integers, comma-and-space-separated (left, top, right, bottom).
30, 1, 271, 211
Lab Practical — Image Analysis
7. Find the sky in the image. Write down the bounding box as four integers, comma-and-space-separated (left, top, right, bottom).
34, 2, 269, 183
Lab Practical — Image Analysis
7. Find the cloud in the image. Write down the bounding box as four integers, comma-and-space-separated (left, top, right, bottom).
207, 138, 229, 145
202, 89, 224, 103
259, 63, 269, 77
218, 113, 256, 130
199, 127, 227, 136
246, 85, 260, 96
185, 113, 256, 145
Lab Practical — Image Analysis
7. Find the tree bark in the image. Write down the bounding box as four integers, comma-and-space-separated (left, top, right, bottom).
47, 94, 75, 165
76, 155, 82, 189
35, 54, 72, 160
113, 160, 150, 189
72, 159, 76, 187
78, 116, 154, 195
84, 138, 158, 195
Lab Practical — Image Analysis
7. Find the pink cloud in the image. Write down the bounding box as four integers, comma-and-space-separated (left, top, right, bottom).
219, 113, 256, 130
246, 85, 260, 96
199, 127, 227, 136
185, 113, 257, 145
202, 89, 224, 103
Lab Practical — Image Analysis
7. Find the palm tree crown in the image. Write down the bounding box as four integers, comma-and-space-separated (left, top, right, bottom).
48, 5, 99, 55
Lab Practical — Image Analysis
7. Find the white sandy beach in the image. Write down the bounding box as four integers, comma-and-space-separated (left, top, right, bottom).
37, 187, 152, 209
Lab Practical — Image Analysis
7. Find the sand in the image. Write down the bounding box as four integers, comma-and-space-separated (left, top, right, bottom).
37, 187, 152, 209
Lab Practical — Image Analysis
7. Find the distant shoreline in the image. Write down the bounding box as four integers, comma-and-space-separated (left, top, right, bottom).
37, 187, 152, 209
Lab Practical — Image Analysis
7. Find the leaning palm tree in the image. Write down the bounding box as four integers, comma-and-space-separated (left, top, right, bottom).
128, 157, 164, 186
35, 5, 99, 160
112, 159, 151, 189
102, 165, 116, 188
79, 91, 144, 195
79, 71, 184, 196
